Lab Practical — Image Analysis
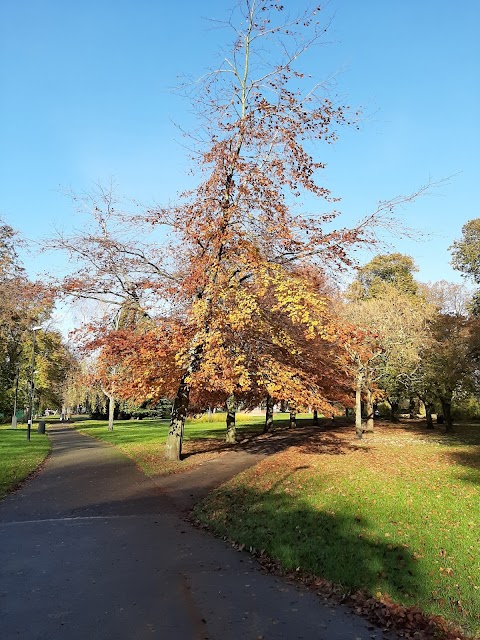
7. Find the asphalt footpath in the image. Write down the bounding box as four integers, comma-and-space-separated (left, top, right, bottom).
0, 425, 394, 639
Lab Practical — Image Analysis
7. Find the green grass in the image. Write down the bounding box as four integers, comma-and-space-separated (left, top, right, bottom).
0, 425, 51, 499
72, 412, 306, 476
194, 422, 480, 637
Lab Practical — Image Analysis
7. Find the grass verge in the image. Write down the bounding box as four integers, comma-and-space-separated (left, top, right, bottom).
0, 426, 51, 499
194, 421, 480, 638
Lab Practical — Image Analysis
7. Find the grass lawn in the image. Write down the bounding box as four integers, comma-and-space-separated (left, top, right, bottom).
73, 412, 306, 477
194, 421, 480, 637
0, 425, 51, 499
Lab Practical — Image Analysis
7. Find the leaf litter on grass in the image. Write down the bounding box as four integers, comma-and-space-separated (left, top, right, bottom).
195, 421, 480, 639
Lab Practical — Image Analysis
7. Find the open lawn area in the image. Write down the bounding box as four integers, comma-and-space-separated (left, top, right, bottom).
73, 412, 308, 477
0, 426, 51, 499
193, 421, 480, 637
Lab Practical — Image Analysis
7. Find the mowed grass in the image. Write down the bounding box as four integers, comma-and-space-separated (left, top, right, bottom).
0, 425, 51, 499
73, 412, 302, 477
194, 422, 480, 637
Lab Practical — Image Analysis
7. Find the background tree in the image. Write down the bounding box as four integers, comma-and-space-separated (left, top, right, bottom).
450, 218, 480, 312
0, 221, 56, 419
349, 252, 419, 300
418, 281, 478, 431
344, 254, 434, 430
27, 330, 74, 415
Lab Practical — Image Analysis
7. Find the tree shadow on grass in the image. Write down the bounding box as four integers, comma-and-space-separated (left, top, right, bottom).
399, 420, 480, 482
183, 421, 364, 458
388, 419, 480, 446
445, 448, 480, 484
198, 481, 423, 608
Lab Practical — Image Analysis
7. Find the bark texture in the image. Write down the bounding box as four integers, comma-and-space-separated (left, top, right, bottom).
264, 395, 274, 433
107, 394, 115, 432
389, 399, 399, 423
425, 401, 435, 429
289, 411, 296, 430
164, 375, 190, 461
355, 369, 363, 439
225, 393, 236, 443
441, 396, 454, 432
365, 387, 374, 433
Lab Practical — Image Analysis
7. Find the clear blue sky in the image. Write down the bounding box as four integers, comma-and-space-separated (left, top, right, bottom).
1, 0, 479, 286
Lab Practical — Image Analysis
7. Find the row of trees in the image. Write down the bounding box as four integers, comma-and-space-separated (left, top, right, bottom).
6, 2, 479, 457
0, 223, 73, 421
48, 1, 420, 458
47, 1, 479, 459
343, 253, 479, 435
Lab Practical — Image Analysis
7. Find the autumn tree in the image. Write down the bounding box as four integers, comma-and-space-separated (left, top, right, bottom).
187, 266, 353, 442
48, 184, 176, 429
344, 255, 434, 433
0, 221, 55, 419
27, 329, 74, 414
50, 3, 433, 456
50, 183, 173, 316
136, 1, 429, 460
418, 281, 478, 431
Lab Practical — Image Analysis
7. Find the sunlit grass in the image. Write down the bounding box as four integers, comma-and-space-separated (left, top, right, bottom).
194, 422, 480, 637
73, 412, 307, 476
0, 425, 51, 499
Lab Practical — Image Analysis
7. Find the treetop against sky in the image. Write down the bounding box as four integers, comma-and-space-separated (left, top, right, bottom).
0, 0, 479, 286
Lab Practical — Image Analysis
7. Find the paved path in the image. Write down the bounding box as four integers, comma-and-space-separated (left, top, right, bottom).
0, 426, 393, 639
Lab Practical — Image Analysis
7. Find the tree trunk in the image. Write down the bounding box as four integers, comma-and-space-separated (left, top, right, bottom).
355, 369, 363, 439
425, 401, 434, 429
389, 399, 399, 422
365, 387, 374, 433
164, 375, 190, 461
441, 397, 454, 432
289, 411, 296, 429
225, 393, 236, 443
165, 343, 204, 461
107, 394, 115, 431
409, 396, 416, 419
313, 409, 319, 425
264, 394, 274, 433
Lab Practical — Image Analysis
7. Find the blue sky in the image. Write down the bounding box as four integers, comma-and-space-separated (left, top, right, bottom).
1, 0, 479, 287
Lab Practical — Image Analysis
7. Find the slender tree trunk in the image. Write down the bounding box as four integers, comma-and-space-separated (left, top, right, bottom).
107, 394, 115, 432
289, 410, 297, 429
441, 397, 454, 432
313, 409, 319, 425
225, 393, 236, 443
164, 375, 190, 461
365, 387, 374, 433
355, 368, 363, 439
264, 394, 274, 433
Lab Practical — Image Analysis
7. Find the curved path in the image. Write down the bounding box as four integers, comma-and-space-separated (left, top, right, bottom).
0, 426, 392, 639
